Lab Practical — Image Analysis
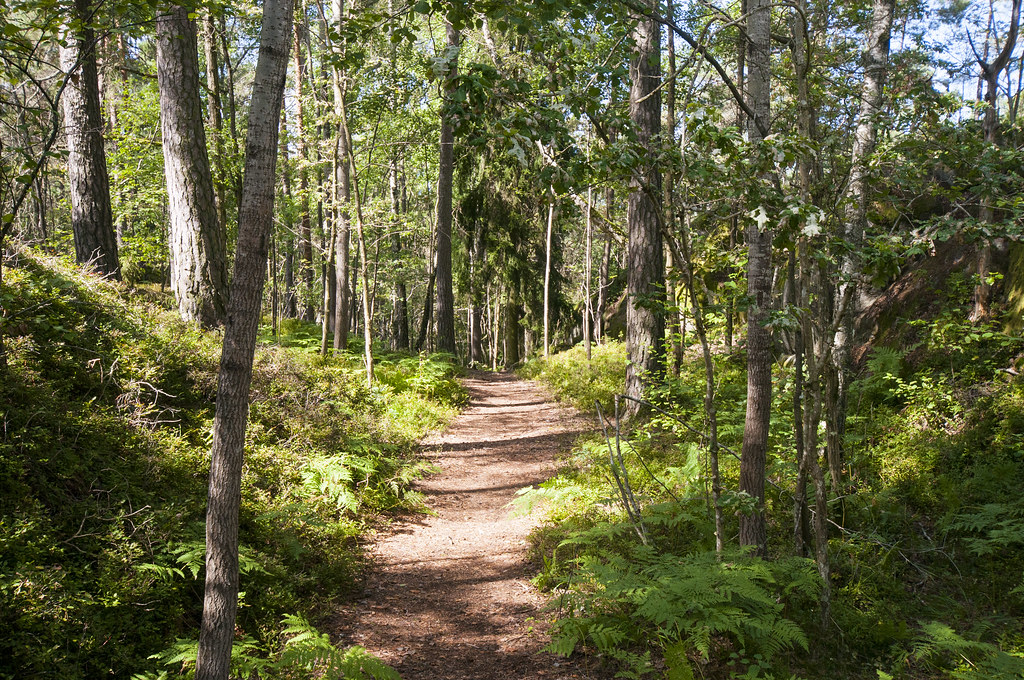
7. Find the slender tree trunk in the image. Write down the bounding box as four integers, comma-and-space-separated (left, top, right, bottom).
194, 0, 292, 676
157, 5, 229, 328
598, 188, 612, 342
469, 219, 486, 365
330, 0, 350, 350
739, 0, 772, 556
202, 11, 228, 235
340, 104, 374, 383
416, 266, 436, 352
280, 111, 299, 321
434, 21, 459, 355
543, 188, 554, 359
584, 184, 593, 361
218, 16, 241, 212
290, 17, 315, 322
973, 0, 1021, 321
830, 0, 897, 494
60, 0, 120, 279
664, 0, 679, 374
624, 9, 664, 416
390, 157, 409, 349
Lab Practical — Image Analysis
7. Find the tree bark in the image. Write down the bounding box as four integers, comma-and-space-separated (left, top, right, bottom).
157, 5, 229, 328
434, 21, 459, 356
60, 0, 121, 279
202, 11, 228, 235
830, 0, 896, 494
330, 0, 350, 351
973, 0, 1021, 321
390, 157, 409, 349
292, 16, 315, 322
468, 217, 486, 365
624, 10, 664, 415
739, 0, 772, 556
194, 0, 292, 677
543, 188, 554, 358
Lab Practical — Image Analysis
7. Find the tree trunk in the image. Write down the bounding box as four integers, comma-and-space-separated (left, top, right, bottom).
194, 0, 292, 676
584, 185, 593, 361
390, 157, 409, 349
830, 0, 897, 494
624, 10, 664, 415
202, 11, 228, 235
293, 15, 315, 322
157, 5, 229, 328
60, 0, 120, 279
469, 218, 486, 365
543, 189, 554, 358
598, 187, 612, 342
330, 0, 350, 351
739, 0, 772, 556
973, 0, 1021, 321
434, 21, 459, 356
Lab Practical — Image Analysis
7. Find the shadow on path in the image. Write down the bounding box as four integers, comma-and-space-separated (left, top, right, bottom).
331, 372, 612, 680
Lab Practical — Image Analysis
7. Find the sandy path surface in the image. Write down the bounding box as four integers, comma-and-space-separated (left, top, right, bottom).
332, 372, 612, 679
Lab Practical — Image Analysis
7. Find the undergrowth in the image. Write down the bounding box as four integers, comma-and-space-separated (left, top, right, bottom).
523, 313, 1024, 679
0, 251, 463, 679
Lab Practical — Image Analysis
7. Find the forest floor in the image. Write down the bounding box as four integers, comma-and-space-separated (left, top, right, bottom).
331, 371, 613, 680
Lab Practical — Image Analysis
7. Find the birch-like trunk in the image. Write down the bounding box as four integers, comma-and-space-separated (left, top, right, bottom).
739, 0, 772, 555
195, 0, 292, 676
830, 0, 896, 494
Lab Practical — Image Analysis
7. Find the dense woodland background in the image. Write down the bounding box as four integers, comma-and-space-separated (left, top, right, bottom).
3, 0, 1024, 677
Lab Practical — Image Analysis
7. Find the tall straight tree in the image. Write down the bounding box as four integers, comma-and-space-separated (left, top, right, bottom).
434, 20, 459, 355
330, 0, 350, 351
390, 158, 409, 349
59, 0, 120, 279
201, 11, 228, 234
292, 11, 316, 322
624, 8, 664, 413
829, 0, 897, 491
739, 0, 772, 555
156, 4, 229, 328
194, 0, 293, 676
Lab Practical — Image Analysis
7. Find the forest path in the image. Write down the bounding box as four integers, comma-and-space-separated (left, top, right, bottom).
332, 371, 611, 679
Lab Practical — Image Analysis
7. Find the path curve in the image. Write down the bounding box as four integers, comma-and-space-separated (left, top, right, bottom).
332, 372, 611, 679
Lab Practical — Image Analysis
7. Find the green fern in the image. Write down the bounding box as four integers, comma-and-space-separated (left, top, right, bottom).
911, 621, 1024, 680
546, 547, 818, 676
279, 615, 400, 680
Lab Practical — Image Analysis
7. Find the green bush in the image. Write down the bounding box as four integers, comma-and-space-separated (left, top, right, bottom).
520, 340, 627, 412
0, 253, 458, 679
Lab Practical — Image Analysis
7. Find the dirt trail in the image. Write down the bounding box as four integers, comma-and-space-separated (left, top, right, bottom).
332, 372, 611, 679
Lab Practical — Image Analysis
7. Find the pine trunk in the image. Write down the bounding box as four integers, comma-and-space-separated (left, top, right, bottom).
60, 0, 120, 279
434, 22, 459, 356
157, 5, 228, 328
624, 11, 664, 414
